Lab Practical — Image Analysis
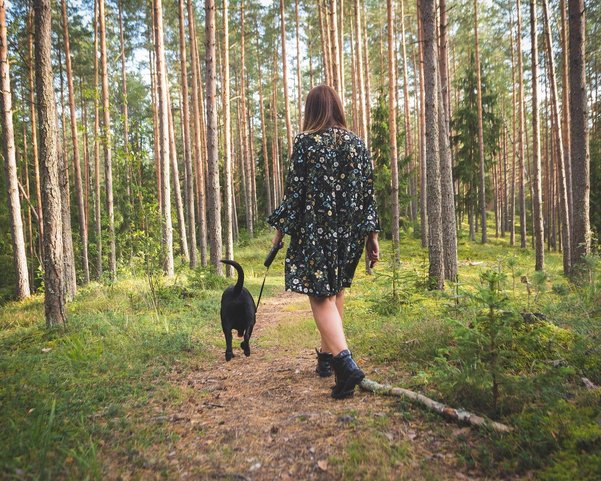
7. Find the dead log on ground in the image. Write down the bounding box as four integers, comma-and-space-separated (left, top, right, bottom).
360, 378, 513, 433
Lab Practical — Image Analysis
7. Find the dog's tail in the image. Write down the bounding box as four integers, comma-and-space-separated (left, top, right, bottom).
220, 260, 244, 296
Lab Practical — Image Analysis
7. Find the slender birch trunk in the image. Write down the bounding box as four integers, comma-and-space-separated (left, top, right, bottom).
205, 0, 222, 274
153, 0, 174, 276
222, 0, 234, 276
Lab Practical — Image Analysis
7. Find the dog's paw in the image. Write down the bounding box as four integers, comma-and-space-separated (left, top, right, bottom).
240, 341, 251, 357
225, 351, 234, 361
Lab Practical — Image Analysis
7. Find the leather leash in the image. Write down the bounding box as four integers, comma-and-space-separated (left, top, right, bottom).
255, 241, 284, 313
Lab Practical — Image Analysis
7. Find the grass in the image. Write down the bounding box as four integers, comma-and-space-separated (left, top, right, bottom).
1, 224, 600, 480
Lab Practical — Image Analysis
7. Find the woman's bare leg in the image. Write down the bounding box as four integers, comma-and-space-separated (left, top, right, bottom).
309, 295, 348, 356
335, 289, 345, 319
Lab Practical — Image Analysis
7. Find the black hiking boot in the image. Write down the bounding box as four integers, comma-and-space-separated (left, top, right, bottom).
315, 348, 334, 377
331, 350, 365, 399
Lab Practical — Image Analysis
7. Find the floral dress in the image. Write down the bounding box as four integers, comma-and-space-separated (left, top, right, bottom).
267, 126, 380, 297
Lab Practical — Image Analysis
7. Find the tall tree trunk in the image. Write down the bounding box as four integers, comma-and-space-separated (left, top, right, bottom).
61, 0, 89, 284
319, 0, 332, 85
568, 0, 590, 269
34, 0, 66, 326
93, 0, 102, 278
421, 0, 445, 289
57, 40, 76, 300
386, 0, 400, 263
354, 0, 367, 142
399, 0, 415, 221
187, 0, 208, 266
118, 0, 132, 239
516, 0, 527, 248
240, 0, 254, 235
222, 0, 234, 276
530, 0, 545, 271
438, 72, 458, 281
205, 0, 222, 274
559, 0, 572, 220
542, 0, 571, 274
295, 0, 302, 129
153, 0, 174, 276
474, 0, 487, 244
98, 0, 116, 279
509, 11, 517, 246
178, 0, 197, 268
361, 0, 371, 145
329, 0, 342, 93
417, 5, 428, 248
280, 0, 294, 158
28, 11, 44, 260
1, 0, 30, 299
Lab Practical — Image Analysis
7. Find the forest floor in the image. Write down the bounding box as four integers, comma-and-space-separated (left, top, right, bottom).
102, 290, 493, 481
1, 229, 600, 480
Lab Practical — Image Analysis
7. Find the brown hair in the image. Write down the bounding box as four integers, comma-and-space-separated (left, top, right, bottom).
302, 85, 347, 134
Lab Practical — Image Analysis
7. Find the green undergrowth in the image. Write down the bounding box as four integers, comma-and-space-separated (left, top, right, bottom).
0, 233, 281, 480
342, 227, 601, 480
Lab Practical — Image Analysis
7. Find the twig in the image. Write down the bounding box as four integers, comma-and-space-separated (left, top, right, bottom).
360, 378, 513, 433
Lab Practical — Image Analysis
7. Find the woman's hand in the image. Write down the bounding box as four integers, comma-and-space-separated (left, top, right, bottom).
366, 232, 379, 268
272, 229, 284, 247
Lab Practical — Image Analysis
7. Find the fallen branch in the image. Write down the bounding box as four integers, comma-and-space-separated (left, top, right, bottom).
360, 378, 513, 433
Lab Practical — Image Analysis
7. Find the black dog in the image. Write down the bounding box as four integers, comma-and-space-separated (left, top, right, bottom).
220, 260, 256, 361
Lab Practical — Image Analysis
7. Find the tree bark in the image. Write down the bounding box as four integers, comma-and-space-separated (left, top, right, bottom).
1, 0, 31, 299
187, 0, 208, 266
474, 0, 487, 244
353, 0, 367, 142
386, 0, 400, 263
417, 4, 428, 248
93, 0, 102, 278
61, 0, 89, 284
295, 0, 302, 129
421, 0, 445, 289
280, 0, 294, 159
329, 0, 342, 93
152, 0, 174, 276
559, 0, 572, 221
530, 0, 545, 271
98, 0, 116, 279
222, 0, 234, 276
27, 11, 44, 260
542, 0, 571, 275
205, 0, 222, 274
516, 0, 527, 249
568, 0, 591, 269
240, 0, 254, 235
178, 0, 197, 268
34, 0, 67, 326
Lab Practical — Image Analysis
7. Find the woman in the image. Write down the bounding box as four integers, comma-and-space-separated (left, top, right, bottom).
267, 85, 380, 399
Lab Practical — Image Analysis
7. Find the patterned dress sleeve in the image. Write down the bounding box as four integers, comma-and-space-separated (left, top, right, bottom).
360, 144, 381, 235
267, 134, 306, 235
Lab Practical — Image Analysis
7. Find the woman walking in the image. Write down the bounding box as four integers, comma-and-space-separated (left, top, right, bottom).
268, 85, 380, 399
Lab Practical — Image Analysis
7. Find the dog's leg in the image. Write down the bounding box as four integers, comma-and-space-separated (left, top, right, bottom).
241, 314, 255, 357
223, 327, 234, 361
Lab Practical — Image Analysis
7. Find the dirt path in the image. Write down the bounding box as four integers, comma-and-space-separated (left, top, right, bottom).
122, 292, 494, 481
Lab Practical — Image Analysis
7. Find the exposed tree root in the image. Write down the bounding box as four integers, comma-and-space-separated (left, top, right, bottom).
360, 378, 513, 433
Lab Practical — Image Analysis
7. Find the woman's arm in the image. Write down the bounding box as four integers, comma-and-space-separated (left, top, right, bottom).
266, 134, 306, 235
366, 232, 380, 268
